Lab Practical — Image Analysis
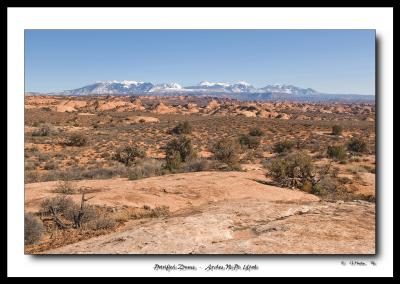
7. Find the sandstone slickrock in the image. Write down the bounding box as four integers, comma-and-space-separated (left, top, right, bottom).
152, 102, 175, 114
45, 199, 375, 254
25, 171, 375, 254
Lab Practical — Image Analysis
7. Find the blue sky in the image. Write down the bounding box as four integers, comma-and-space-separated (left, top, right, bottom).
25, 30, 375, 95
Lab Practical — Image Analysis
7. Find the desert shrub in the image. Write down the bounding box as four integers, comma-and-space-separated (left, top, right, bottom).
24, 213, 44, 245
127, 159, 164, 180
43, 161, 57, 171
40, 195, 75, 215
301, 180, 313, 193
69, 208, 116, 230
347, 165, 369, 174
183, 158, 211, 172
66, 133, 87, 146
130, 205, 170, 220
37, 166, 127, 182
165, 151, 182, 171
212, 138, 240, 165
338, 176, 353, 184
38, 153, 51, 162
25, 171, 39, 183
272, 140, 295, 154
89, 217, 117, 230
113, 144, 146, 166
32, 125, 50, 137
25, 161, 37, 171
80, 167, 125, 180
362, 165, 375, 173
311, 183, 327, 196
267, 152, 314, 188
215, 161, 242, 171
312, 176, 336, 196
332, 125, 343, 136
249, 127, 264, 137
347, 137, 368, 153
53, 180, 76, 194
171, 121, 192, 135
239, 134, 261, 150
165, 136, 196, 163
327, 145, 347, 161
112, 211, 130, 223
238, 135, 250, 148
246, 135, 260, 150
331, 167, 340, 178
64, 204, 98, 225
149, 206, 170, 218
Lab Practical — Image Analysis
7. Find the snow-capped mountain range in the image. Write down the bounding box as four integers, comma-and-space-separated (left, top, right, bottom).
50, 80, 319, 96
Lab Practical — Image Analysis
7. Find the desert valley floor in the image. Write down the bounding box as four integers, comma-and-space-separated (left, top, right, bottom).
24, 95, 376, 254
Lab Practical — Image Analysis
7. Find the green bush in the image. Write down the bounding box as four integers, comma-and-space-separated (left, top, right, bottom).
347, 137, 368, 153
249, 128, 264, 137
212, 138, 240, 165
239, 134, 261, 150
25, 213, 44, 245
327, 145, 347, 161
272, 140, 295, 154
165, 151, 182, 171
171, 121, 192, 135
165, 136, 196, 163
267, 152, 314, 188
113, 144, 146, 166
66, 133, 87, 147
332, 125, 343, 136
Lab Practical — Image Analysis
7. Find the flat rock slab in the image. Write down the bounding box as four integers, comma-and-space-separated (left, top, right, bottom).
46, 199, 375, 254
25, 171, 319, 213
25, 171, 374, 254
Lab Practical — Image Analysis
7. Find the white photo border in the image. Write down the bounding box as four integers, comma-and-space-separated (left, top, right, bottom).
8, 7, 393, 277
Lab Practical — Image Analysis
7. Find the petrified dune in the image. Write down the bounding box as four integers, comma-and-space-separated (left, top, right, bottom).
152, 102, 175, 114
25, 171, 375, 254
46, 199, 375, 254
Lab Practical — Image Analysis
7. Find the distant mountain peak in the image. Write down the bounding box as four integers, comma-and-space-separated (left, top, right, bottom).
149, 82, 183, 92
48, 79, 321, 98
198, 81, 230, 87
235, 81, 252, 86
262, 84, 319, 96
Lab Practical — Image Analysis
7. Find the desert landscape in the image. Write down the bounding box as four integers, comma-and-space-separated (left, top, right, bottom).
24, 95, 376, 254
